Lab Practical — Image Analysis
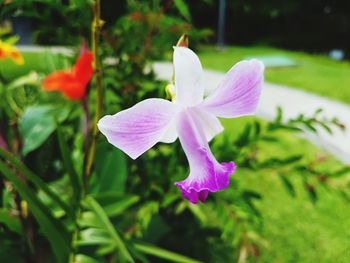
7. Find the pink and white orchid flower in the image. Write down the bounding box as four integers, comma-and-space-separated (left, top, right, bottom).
98, 47, 264, 204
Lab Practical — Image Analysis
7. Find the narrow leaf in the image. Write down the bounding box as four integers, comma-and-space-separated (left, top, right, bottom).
0, 161, 70, 263
134, 242, 202, 263
279, 175, 296, 197
75, 254, 101, 263
0, 147, 73, 217
173, 0, 191, 21
57, 125, 81, 203
0, 208, 22, 234
85, 196, 134, 263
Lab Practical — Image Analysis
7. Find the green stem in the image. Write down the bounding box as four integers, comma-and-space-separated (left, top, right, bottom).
68, 1, 103, 261
81, 96, 90, 154
84, 0, 103, 185
68, 208, 81, 263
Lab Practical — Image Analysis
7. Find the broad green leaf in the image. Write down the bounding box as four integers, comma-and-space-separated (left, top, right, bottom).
92, 142, 127, 193
133, 242, 202, 263
57, 125, 81, 203
0, 147, 73, 217
0, 161, 70, 263
85, 196, 134, 263
19, 105, 69, 155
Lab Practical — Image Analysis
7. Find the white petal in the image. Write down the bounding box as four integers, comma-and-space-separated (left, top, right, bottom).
173, 47, 204, 106
159, 118, 178, 143
190, 107, 223, 141
98, 99, 179, 159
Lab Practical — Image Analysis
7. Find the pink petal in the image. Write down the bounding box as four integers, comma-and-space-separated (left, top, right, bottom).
173, 47, 204, 106
175, 108, 236, 204
200, 59, 264, 118
98, 99, 179, 159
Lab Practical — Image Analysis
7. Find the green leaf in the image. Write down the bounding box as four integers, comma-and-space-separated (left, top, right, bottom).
79, 194, 139, 227
8, 71, 40, 89
133, 242, 202, 263
329, 167, 350, 177
0, 161, 70, 263
92, 142, 128, 193
187, 204, 207, 224
19, 105, 69, 155
279, 175, 296, 197
304, 122, 317, 133
79, 228, 112, 246
318, 122, 333, 134
57, 125, 81, 203
4, 35, 20, 45
235, 123, 252, 147
75, 254, 101, 263
0, 147, 73, 217
173, 0, 191, 21
84, 196, 134, 263
0, 208, 22, 234
304, 182, 317, 203
102, 195, 139, 217
275, 106, 283, 124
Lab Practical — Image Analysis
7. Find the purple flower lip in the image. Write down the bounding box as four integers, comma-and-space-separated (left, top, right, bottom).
98, 46, 264, 204
175, 161, 236, 204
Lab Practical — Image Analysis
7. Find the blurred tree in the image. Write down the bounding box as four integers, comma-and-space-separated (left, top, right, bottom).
188, 0, 350, 56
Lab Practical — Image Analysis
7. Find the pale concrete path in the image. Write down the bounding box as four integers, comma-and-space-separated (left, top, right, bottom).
153, 62, 350, 164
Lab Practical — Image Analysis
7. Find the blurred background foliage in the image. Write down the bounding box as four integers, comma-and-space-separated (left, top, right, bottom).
0, 0, 349, 263
2, 0, 350, 55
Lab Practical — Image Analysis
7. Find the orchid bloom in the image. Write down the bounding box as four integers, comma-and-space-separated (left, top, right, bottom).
0, 40, 24, 65
98, 47, 264, 204
43, 50, 93, 100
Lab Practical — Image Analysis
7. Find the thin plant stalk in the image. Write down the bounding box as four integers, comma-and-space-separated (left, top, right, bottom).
69, 1, 103, 262
84, 0, 103, 184
81, 95, 90, 153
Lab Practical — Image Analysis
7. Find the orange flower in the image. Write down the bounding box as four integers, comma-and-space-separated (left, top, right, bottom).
43, 50, 94, 100
0, 40, 24, 65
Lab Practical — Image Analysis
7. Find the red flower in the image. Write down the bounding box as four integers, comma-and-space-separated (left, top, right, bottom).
43, 51, 94, 100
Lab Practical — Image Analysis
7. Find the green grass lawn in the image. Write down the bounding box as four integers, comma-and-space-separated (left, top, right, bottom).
218, 117, 350, 263
203, 45, 350, 261
198, 45, 350, 104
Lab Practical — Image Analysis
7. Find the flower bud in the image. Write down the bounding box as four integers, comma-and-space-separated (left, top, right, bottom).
176, 34, 189, 47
